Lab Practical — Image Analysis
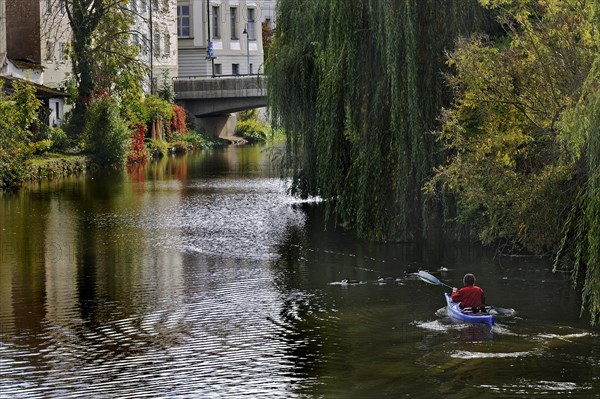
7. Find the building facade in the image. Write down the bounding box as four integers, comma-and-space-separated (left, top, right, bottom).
177, 0, 269, 77
40, 0, 73, 87
3, 0, 178, 93
262, 0, 275, 28
129, 0, 179, 92
0, 0, 6, 57
1, 0, 68, 125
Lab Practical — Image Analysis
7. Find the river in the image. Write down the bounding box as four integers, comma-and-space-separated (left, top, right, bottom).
0, 146, 598, 398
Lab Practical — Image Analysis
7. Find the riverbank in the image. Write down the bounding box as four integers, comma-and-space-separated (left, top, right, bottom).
26, 154, 89, 182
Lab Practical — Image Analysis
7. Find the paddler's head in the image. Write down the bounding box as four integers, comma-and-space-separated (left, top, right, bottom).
463, 273, 476, 286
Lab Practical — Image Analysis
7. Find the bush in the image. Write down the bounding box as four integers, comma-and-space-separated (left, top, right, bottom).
171, 130, 229, 149
235, 119, 268, 143
171, 104, 187, 133
83, 96, 131, 167
146, 139, 168, 158
169, 141, 190, 153
128, 123, 148, 163
235, 109, 269, 143
0, 79, 42, 187
47, 127, 72, 151
0, 148, 28, 188
29, 139, 53, 154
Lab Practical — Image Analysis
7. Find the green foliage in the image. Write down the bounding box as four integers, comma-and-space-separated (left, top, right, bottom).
120, 92, 148, 125
47, 127, 71, 151
169, 141, 191, 153
158, 70, 175, 103
171, 130, 229, 149
28, 140, 54, 154
0, 80, 43, 187
428, 0, 595, 250
83, 96, 131, 167
554, 50, 600, 324
144, 95, 174, 123
425, 0, 600, 322
146, 139, 168, 158
236, 110, 269, 143
64, 0, 144, 134
93, 3, 145, 99
269, 0, 495, 240
27, 155, 88, 180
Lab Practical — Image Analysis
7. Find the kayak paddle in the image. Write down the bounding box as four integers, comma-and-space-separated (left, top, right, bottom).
417, 270, 453, 290
417, 270, 515, 316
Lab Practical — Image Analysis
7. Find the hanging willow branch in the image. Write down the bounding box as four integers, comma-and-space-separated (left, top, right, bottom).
267, 0, 494, 241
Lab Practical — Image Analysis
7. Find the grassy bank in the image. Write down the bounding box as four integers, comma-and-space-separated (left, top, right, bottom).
26, 154, 89, 181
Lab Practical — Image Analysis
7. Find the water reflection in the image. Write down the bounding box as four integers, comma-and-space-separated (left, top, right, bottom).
0, 147, 599, 398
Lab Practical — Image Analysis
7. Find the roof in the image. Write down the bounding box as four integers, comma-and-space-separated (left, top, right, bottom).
0, 75, 69, 99
8, 58, 45, 71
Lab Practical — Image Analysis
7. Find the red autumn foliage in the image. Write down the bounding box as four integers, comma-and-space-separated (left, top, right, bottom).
172, 104, 187, 133
128, 123, 147, 164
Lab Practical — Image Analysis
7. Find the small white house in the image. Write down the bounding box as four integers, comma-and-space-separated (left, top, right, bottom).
0, 75, 69, 127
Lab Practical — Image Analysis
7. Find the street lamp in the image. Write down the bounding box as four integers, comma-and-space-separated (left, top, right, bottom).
243, 24, 250, 75
207, 0, 215, 77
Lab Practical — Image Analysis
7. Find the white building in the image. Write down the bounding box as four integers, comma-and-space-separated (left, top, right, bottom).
177, 0, 269, 77
1, 0, 68, 126
0, 0, 6, 57
129, 0, 179, 92
40, 0, 72, 88
262, 0, 276, 28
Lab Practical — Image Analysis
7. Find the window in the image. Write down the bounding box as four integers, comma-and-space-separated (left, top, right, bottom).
230, 7, 238, 40
45, 41, 54, 61
232, 64, 240, 75
143, 34, 149, 54
214, 64, 222, 75
141, 0, 147, 14
164, 33, 171, 57
212, 6, 220, 38
59, 0, 65, 14
247, 8, 255, 40
152, 0, 159, 10
177, 5, 190, 37
45, 0, 52, 14
59, 42, 67, 61
130, 0, 138, 12
154, 33, 161, 57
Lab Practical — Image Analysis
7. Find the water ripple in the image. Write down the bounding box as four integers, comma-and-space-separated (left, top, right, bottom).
0, 254, 324, 398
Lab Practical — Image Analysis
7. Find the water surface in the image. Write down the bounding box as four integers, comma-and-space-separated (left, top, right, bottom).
0, 147, 598, 398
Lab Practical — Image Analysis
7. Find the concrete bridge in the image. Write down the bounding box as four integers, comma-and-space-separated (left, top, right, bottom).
174, 75, 267, 116
173, 75, 267, 138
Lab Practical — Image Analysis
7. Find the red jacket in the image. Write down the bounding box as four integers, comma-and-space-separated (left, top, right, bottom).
451, 285, 485, 309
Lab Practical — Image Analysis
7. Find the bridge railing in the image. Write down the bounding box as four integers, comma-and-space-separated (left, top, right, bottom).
173, 74, 267, 100
172, 72, 264, 80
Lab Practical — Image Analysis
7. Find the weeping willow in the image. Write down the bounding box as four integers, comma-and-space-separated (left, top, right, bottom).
268, 0, 494, 241
555, 33, 600, 323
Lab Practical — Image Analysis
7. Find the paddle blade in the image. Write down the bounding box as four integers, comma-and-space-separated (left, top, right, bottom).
417, 270, 443, 286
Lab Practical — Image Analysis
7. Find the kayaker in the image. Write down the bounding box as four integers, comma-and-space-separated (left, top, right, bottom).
451, 273, 486, 310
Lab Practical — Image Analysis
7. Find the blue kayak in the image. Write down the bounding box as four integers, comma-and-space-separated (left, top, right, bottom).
444, 293, 494, 326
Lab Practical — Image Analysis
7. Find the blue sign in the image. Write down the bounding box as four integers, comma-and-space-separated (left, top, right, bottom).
209, 41, 214, 58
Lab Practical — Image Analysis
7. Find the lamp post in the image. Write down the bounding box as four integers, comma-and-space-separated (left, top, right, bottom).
207, 0, 215, 77
149, 0, 154, 93
243, 24, 250, 75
